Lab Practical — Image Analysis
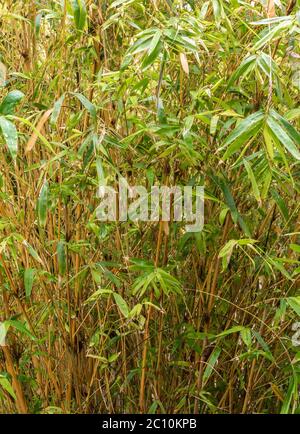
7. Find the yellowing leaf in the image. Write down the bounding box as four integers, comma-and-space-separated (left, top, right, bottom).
263, 125, 274, 160
25, 109, 53, 153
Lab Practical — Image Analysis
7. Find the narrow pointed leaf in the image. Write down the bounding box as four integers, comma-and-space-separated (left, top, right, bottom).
0, 116, 18, 159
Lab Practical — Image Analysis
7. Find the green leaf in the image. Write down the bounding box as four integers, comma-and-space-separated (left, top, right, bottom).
23, 240, 44, 265
141, 31, 162, 70
243, 159, 261, 204
37, 180, 49, 228
0, 90, 24, 115
84, 288, 113, 304
202, 347, 221, 385
0, 116, 18, 160
57, 241, 66, 276
263, 125, 274, 160
50, 94, 65, 126
271, 188, 289, 222
0, 375, 16, 400
251, 16, 293, 26
269, 257, 292, 281
24, 268, 35, 299
217, 325, 246, 337
267, 115, 300, 161
227, 55, 256, 87
253, 21, 291, 51
270, 109, 300, 147
222, 111, 264, 160
219, 238, 257, 270
290, 244, 300, 253
210, 115, 219, 135
219, 239, 237, 269
252, 330, 274, 361
240, 328, 252, 348
35, 13, 42, 37
5, 319, 36, 341
128, 303, 142, 319
113, 293, 129, 318
72, 0, 87, 31
72, 92, 96, 122
217, 177, 239, 223
280, 376, 295, 414
256, 53, 278, 79
287, 297, 300, 317
285, 108, 300, 121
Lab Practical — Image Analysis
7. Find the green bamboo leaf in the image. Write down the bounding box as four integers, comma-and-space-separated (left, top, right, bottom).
243, 159, 261, 204
222, 111, 264, 160
50, 94, 65, 126
37, 180, 49, 228
217, 325, 246, 337
109, 0, 135, 8
210, 115, 219, 135
57, 241, 66, 276
263, 125, 274, 160
256, 53, 279, 78
0, 116, 18, 160
253, 21, 291, 51
251, 16, 293, 26
72, 92, 96, 122
5, 319, 36, 341
227, 55, 256, 87
280, 376, 295, 414
290, 244, 300, 253
128, 35, 154, 55
252, 330, 274, 361
240, 328, 252, 348
142, 30, 163, 69
35, 13, 42, 37
24, 268, 35, 299
270, 109, 300, 146
0, 375, 16, 400
271, 188, 289, 222
0, 90, 24, 115
202, 346, 221, 385
113, 293, 129, 318
141, 38, 162, 70
22, 240, 44, 265
84, 288, 113, 304
267, 115, 300, 160
72, 0, 87, 30
218, 240, 237, 269
217, 177, 251, 236
285, 108, 300, 121
287, 297, 300, 317
217, 177, 238, 223
269, 257, 292, 281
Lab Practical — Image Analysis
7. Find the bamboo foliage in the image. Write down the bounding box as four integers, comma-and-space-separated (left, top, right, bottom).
0, 0, 299, 414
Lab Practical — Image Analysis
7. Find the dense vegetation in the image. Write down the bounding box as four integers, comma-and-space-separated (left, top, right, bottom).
0, 0, 300, 414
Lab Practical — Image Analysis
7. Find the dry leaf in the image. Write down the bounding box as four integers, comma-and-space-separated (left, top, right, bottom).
180, 53, 189, 75
270, 383, 284, 402
25, 109, 53, 153
266, 0, 276, 17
